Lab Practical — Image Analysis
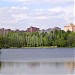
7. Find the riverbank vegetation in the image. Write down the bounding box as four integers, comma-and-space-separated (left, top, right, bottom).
0, 30, 75, 48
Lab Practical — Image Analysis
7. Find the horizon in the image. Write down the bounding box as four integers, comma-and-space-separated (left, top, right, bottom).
0, 0, 74, 30
0, 23, 75, 31
0, 25, 62, 31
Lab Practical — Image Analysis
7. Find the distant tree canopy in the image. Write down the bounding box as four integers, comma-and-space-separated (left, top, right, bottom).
0, 30, 75, 48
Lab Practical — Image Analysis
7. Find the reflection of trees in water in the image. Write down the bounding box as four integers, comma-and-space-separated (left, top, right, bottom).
46, 62, 64, 69
65, 62, 75, 74
0, 61, 1, 70
0, 50, 1, 56
55, 62, 63, 68
0, 49, 1, 69
55, 62, 60, 68
28, 62, 40, 69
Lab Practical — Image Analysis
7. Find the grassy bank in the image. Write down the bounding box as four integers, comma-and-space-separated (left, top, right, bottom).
21, 46, 57, 48
1, 46, 75, 49
0, 46, 58, 49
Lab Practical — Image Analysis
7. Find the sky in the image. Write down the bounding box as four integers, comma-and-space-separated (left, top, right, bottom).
0, 0, 74, 30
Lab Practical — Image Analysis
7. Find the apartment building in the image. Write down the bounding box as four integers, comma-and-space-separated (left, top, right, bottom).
64, 23, 75, 32
0, 28, 12, 35
26, 26, 40, 32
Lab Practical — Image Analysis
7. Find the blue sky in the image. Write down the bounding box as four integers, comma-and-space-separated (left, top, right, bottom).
0, 0, 74, 30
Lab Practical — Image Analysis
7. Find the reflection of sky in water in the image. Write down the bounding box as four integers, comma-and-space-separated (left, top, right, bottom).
0, 62, 75, 74
0, 48, 74, 62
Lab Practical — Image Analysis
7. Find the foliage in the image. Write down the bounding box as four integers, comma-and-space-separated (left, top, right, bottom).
0, 30, 75, 48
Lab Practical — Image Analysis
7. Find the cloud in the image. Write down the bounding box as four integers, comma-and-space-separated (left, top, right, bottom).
1, 0, 73, 5
0, 0, 74, 30
11, 6, 29, 10
48, 7, 62, 12
73, 0, 75, 24
35, 16, 49, 20
48, 5, 74, 21
1, 0, 31, 2
0, 6, 30, 27
12, 14, 29, 22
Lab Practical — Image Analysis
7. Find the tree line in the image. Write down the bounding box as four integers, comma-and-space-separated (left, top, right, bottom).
0, 30, 75, 48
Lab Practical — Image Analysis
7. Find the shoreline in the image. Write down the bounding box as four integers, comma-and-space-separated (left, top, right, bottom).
0, 46, 57, 49
0, 46, 75, 49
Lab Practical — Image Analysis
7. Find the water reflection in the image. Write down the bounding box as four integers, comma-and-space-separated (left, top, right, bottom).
0, 62, 74, 74
28, 62, 40, 69
65, 62, 75, 74
0, 50, 1, 70
0, 62, 1, 69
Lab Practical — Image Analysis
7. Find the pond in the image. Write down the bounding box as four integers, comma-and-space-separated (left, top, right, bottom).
0, 48, 75, 75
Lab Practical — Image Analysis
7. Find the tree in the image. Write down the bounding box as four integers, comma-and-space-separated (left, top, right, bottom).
67, 32, 75, 47
0, 34, 2, 48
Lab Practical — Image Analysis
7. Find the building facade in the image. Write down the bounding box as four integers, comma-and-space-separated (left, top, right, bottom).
46, 27, 61, 32
0, 28, 13, 35
26, 26, 39, 32
53, 27, 61, 31
64, 23, 75, 32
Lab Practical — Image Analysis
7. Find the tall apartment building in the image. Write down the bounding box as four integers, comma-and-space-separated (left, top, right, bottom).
64, 23, 75, 32
26, 26, 39, 32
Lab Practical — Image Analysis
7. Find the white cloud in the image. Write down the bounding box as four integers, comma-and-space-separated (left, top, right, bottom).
11, 6, 29, 10
1, 0, 73, 4
16, 0, 31, 2
12, 14, 29, 22
35, 16, 48, 20
0, 0, 74, 30
0, 6, 29, 23
73, 0, 75, 24
48, 5, 74, 22
2, 0, 31, 2
48, 7, 62, 12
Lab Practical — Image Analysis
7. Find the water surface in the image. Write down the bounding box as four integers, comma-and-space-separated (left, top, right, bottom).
0, 48, 75, 75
